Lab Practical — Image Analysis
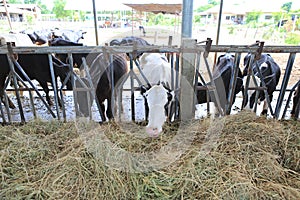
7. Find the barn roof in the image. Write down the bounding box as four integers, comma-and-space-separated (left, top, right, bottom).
123, 3, 182, 15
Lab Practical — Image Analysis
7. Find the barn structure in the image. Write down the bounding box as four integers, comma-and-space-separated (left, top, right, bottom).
0, 1, 41, 22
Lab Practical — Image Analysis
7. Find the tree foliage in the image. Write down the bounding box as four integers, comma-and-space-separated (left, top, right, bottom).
8, 0, 22, 3
24, 0, 40, 4
245, 11, 262, 24
52, 0, 71, 19
281, 2, 292, 13
195, 0, 220, 12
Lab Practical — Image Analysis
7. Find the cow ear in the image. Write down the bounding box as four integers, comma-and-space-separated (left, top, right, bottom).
216, 55, 222, 65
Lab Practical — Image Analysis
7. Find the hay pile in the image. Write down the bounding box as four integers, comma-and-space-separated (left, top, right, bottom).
0, 111, 299, 199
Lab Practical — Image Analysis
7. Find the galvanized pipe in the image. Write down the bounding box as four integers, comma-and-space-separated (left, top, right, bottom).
181, 0, 193, 38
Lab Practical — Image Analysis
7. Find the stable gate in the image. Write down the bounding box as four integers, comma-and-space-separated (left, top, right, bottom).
0, 39, 299, 123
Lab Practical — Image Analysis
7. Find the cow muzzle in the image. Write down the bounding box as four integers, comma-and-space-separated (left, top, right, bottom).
146, 126, 162, 137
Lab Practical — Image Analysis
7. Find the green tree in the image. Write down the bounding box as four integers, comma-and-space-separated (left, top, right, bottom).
24, 0, 40, 4
196, 4, 214, 12
272, 12, 282, 22
195, 0, 219, 12
52, 0, 71, 20
281, 2, 292, 13
39, 4, 51, 14
208, 0, 219, 6
245, 11, 262, 24
8, 0, 22, 3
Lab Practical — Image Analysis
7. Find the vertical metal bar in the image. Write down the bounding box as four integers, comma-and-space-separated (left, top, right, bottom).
129, 56, 135, 121
274, 52, 296, 119
242, 54, 255, 109
117, 73, 130, 121
170, 53, 175, 90
28, 90, 36, 119
281, 80, 300, 119
110, 54, 115, 119
213, 0, 224, 68
203, 55, 224, 116
3, 77, 12, 122
254, 61, 274, 116
181, 0, 194, 38
226, 52, 241, 115
48, 54, 60, 120
6, 55, 26, 122
92, 0, 99, 45
174, 53, 180, 119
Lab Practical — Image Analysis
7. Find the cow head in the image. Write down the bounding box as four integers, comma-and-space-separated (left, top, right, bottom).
216, 53, 235, 69
141, 82, 174, 137
52, 56, 73, 90
242, 61, 273, 110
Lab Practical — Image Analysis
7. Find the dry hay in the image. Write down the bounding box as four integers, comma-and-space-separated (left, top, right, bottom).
0, 111, 299, 199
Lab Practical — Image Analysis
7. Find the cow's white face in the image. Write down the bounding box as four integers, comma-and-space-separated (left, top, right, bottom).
143, 84, 170, 137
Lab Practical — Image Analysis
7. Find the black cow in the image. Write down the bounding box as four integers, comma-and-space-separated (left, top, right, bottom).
0, 54, 72, 108
48, 38, 88, 68
109, 36, 151, 60
242, 53, 281, 115
0, 54, 16, 109
76, 53, 128, 121
197, 53, 244, 114
291, 82, 300, 119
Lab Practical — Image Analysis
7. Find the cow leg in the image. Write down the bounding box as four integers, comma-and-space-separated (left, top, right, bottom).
261, 100, 268, 115
0, 93, 16, 109
261, 94, 272, 116
106, 96, 114, 120
294, 100, 300, 119
100, 103, 107, 121
39, 82, 53, 106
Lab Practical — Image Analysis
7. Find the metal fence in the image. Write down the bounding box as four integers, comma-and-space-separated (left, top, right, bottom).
0, 39, 299, 123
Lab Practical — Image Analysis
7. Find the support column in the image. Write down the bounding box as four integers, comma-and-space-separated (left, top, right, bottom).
180, 39, 197, 120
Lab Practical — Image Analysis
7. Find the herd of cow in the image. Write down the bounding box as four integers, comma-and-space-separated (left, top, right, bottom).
0, 33, 299, 137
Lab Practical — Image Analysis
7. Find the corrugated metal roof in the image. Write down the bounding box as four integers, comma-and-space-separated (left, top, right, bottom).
124, 3, 182, 14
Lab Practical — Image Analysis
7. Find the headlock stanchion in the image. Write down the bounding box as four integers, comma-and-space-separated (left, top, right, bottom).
6, 43, 57, 122
0, 42, 299, 123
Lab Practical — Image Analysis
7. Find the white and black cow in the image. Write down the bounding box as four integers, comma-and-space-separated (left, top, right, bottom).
197, 53, 244, 115
139, 53, 177, 137
21, 29, 86, 45
242, 53, 281, 115
52, 29, 86, 43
